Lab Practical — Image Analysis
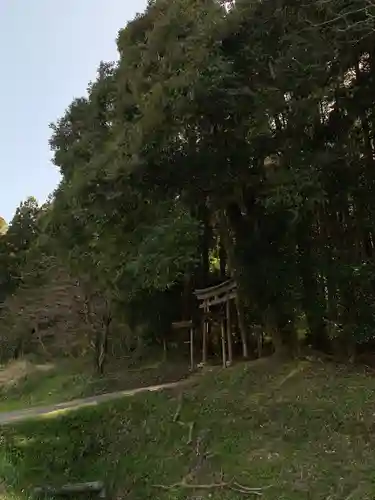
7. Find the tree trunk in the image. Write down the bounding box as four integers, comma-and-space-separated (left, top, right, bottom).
226, 299, 233, 365
199, 201, 212, 286
182, 273, 192, 320
190, 327, 194, 370
95, 312, 111, 375
219, 238, 227, 278
202, 303, 208, 364
297, 217, 330, 352
221, 319, 227, 368
218, 208, 250, 358
235, 290, 249, 358
264, 308, 295, 358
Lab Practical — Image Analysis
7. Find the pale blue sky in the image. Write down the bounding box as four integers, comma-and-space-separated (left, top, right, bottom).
0, 0, 147, 221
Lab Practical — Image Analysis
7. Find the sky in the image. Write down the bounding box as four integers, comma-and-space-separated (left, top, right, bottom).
0, 0, 148, 222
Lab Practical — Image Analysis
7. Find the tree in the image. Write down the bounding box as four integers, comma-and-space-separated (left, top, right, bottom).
0, 197, 40, 302
7, 0, 375, 365
0, 217, 7, 235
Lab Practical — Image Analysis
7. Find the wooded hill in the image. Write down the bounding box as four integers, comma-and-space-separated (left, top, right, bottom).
2, 0, 375, 369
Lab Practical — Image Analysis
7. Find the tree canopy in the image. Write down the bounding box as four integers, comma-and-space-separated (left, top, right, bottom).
3, 0, 375, 365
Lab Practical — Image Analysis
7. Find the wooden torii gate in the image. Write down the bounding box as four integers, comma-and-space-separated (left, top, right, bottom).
194, 279, 237, 368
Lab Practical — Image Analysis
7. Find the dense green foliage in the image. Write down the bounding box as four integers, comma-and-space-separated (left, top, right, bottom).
3, 0, 375, 363
0, 198, 40, 302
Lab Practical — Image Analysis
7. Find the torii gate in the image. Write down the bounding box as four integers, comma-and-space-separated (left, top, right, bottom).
194, 279, 237, 368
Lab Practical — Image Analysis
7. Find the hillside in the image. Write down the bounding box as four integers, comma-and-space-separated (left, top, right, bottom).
0, 357, 192, 413
1, 359, 375, 500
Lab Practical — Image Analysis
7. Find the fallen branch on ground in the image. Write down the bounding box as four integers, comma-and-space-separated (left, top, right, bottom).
178, 420, 195, 444
34, 482, 106, 498
173, 394, 183, 422
153, 478, 269, 496
187, 421, 195, 444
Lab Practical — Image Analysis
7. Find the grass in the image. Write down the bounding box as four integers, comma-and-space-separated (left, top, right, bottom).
0, 355, 191, 412
2, 358, 375, 498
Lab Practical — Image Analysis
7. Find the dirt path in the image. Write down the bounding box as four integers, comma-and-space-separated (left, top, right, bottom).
0, 380, 188, 425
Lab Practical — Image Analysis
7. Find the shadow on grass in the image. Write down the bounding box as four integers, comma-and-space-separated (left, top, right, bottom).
0, 393, 189, 500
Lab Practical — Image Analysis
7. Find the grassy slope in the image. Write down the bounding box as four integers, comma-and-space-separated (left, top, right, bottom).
1, 359, 375, 499
0, 357, 191, 412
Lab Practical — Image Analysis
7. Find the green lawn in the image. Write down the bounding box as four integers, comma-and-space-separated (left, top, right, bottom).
1, 359, 375, 499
